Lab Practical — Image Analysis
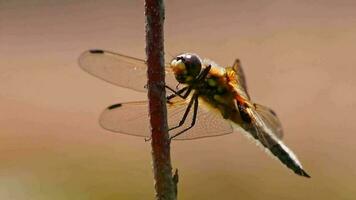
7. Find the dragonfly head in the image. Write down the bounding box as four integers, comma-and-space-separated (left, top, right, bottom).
170, 53, 202, 84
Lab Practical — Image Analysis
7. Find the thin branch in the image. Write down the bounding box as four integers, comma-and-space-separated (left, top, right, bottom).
145, 0, 178, 199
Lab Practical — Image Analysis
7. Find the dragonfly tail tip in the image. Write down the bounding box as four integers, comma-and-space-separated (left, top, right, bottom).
297, 168, 311, 178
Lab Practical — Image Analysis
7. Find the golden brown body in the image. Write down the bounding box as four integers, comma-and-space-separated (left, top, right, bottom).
79, 49, 310, 177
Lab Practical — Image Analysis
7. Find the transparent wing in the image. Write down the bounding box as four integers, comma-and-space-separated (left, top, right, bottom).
99, 97, 233, 140
244, 106, 280, 147
254, 103, 283, 139
78, 49, 178, 92
231, 59, 250, 99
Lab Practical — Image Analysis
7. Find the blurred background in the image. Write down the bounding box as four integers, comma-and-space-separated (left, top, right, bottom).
1, 0, 355, 199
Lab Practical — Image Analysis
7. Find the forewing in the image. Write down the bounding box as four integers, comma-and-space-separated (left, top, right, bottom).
78, 49, 178, 92
231, 59, 250, 99
99, 97, 233, 140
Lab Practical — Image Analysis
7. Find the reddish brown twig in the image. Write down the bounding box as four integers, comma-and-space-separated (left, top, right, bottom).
145, 0, 178, 199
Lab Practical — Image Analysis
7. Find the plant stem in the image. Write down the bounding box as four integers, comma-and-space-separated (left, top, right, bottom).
145, 0, 177, 199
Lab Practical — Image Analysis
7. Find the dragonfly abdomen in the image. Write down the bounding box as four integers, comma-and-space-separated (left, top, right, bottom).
269, 142, 310, 177
229, 110, 310, 178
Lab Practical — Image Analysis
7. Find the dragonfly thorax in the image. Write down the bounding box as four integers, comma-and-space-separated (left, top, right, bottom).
170, 53, 202, 84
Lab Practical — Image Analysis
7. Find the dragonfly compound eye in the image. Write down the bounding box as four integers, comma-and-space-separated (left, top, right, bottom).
171, 53, 202, 83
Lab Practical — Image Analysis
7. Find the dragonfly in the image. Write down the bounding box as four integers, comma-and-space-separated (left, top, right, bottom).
79, 49, 310, 178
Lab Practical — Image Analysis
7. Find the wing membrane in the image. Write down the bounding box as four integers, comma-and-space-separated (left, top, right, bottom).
231, 59, 250, 99
78, 49, 178, 92
254, 103, 283, 139
99, 97, 233, 140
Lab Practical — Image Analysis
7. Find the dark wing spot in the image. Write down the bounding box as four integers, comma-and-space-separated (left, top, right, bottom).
269, 109, 277, 117
89, 49, 104, 54
108, 103, 122, 110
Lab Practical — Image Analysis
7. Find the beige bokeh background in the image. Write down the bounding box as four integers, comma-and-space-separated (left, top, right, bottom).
1, 0, 356, 199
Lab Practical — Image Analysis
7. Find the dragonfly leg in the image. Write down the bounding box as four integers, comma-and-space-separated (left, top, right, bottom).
170, 94, 199, 140
145, 86, 192, 141
166, 86, 192, 101
168, 93, 197, 133
197, 65, 211, 81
